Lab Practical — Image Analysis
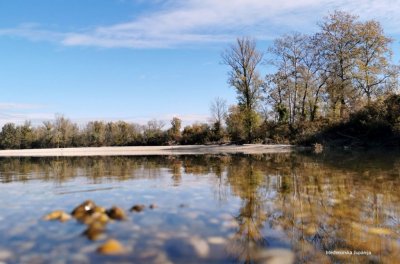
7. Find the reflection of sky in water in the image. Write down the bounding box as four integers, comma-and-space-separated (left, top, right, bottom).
0, 153, 398, 263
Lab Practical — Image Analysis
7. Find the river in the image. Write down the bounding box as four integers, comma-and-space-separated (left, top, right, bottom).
0, 151, 398, 263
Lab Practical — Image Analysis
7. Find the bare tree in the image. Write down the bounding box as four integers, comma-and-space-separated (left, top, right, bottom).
210, 97, 227, 125
222, 37, 263, 142
267, 32, 307, 124
210, 97, 228, 142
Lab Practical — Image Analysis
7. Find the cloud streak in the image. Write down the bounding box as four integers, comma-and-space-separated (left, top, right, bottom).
0, 102, 52, 127
0, 0, 399, 48
0, 103, 46, 110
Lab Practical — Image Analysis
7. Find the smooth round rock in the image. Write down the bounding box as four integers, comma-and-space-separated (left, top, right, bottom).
71, 200, 97, 221
106, 206, 126, 220
97, 239, 126, 255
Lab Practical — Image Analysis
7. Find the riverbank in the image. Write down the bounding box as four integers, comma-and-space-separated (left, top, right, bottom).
0, 144, 294, 157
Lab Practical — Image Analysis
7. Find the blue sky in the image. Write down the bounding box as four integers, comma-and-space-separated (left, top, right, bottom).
0, 0, 399, 127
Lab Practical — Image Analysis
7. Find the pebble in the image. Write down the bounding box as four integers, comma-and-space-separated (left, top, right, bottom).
43, 210, 71, 222
83, 222, 106, 241
97, 239, 126, 255
106, 206, 126, 220
130, 204, 145, 212
71, 200, 97, 221
83, 212, 109, 225
93, 206, 106, 214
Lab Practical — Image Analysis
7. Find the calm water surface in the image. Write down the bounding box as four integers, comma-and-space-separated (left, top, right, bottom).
0, 152, 399, 263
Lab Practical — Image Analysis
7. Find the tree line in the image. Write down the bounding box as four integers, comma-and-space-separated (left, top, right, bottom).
1, 11, 399, 149
221, 10, 400, 145
0, 113, 234, 149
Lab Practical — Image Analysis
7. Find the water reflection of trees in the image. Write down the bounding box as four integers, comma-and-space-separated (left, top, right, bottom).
0, 152, 399, 263
192, 152, 400, 264
224, 156, 268, 263
0, 156, 172, 184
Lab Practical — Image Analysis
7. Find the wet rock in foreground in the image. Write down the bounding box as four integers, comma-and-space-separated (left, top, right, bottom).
71, 200, 97, 221
43, 210, 71, 222
82, 222, 107, 241
130, 204, 145, 212
106, 206, 126, 220
97, 239, 126, 255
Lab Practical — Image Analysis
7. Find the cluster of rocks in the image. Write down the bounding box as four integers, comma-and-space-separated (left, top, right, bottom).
43, 200, 157, 255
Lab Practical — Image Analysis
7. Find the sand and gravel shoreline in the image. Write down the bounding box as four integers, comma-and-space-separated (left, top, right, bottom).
0, 144, 294, 157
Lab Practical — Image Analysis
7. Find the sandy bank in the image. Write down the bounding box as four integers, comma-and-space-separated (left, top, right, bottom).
0, 144, 294, 157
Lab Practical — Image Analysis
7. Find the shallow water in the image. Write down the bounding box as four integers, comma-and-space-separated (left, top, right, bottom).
0, 151, 399, 263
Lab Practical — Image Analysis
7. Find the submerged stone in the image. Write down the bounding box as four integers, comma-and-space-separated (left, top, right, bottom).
149, 204, 157, 209
106, 206, 126, 220
130, 204, 145, 212
93, 206, 106, 214
83, 222, 106, 241
43, 210, 71, 222
97, 239, 126, 255
71, 200, 97, 221
82, 212, 109, 225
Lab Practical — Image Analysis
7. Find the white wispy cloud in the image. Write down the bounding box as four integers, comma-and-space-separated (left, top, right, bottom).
0, 102, 52, 127
0, 113, 54, 127
0, 0, 399, 48
0, 23, 65, 43
0, 103, 46, 110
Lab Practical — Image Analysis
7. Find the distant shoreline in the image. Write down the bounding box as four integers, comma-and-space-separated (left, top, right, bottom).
0, 144, 294, 157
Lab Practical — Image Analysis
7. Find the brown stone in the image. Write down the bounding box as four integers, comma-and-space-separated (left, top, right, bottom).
97, 239, 125, 255
93, 206, 106, 214
130, 204, 145, 212
106, 206, 126, 220
83, 212, 110, 225
71, 200, 97, 221
83, 222, 106, 241
43, 210, 71, 222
